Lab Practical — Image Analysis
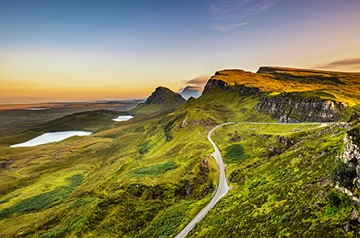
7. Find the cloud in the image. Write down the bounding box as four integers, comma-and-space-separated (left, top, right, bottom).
209, 0, 278, 31
317, 57, 360, 69
183, 75, 211, 87
179, 75, 211, 92
212, 21, 252, 32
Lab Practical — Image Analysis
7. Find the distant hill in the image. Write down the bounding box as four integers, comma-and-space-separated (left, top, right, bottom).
130, 86, 186, 115
179, 86, 202, 100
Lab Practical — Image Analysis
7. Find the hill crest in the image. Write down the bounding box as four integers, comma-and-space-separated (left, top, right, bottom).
131, 86, 186, 115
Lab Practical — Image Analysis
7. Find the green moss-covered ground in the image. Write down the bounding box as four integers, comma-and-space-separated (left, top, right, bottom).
1, 81, 360, 237
189, 123, 358, 237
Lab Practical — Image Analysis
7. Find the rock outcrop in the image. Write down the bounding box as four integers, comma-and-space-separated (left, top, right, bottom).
238, 85, 262, 97
255, 92, 346, 122
342, 129, 360, 188
130, 86, 186, 115
203, 79, 230, 93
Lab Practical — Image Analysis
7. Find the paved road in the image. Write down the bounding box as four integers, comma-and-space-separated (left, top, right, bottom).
175, 121, 331, 237
175, 122, 234, 238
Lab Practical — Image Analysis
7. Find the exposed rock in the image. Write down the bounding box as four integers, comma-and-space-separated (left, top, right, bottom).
200, 158, 210, 175
238, 85, 262, 97
275, 135, 293, 148
1, 160, 14, 169
349, 112, 360, 123
351, 208, 360, 221
341, 133, 360, 188
203, 79, 230, 93
255, 92, 345, 122
180, 115, 189, 128
229, 169, 246, 184
228, 131, 241, 142
199, 118, 217, 131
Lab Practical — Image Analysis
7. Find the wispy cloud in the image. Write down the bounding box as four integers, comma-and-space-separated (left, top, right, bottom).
212, 21, 252, 32
209, 0, 278, 31
317, 57, 360, 69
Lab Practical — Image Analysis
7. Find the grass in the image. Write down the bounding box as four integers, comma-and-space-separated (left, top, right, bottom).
212, 67, 360, 106
0, 67, 359, 237
0, 174, 83, 219
188, 123, 354, 237
130, 160, 179, 178
224, 144, 250, 163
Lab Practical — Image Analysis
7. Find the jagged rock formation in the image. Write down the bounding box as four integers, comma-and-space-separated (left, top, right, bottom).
203, 78, 230, 93
255, 92, 346, 122
342, 128, 360, 188
238, 85, 262, 97
179, 86, 202, 100
131, 86, 186, 115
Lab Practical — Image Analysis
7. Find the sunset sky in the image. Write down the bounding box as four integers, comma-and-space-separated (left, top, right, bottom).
1, 0, 360, 103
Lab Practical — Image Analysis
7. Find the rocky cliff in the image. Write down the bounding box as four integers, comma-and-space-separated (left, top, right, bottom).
203, 78, 231, 93
255, 92, 346, 122
342, 128, 360, 188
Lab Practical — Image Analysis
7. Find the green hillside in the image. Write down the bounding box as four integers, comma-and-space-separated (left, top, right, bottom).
1, 67, 360, 237
131, 86, 186, 115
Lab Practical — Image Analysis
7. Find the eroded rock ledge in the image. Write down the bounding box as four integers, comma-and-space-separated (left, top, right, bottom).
255, 92, 346, 122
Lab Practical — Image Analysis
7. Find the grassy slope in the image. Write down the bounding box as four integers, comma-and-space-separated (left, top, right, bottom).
0, 104, 220, 237
189, 123, 356, 237
212, 67, 360, 107
0, 67, 360, 237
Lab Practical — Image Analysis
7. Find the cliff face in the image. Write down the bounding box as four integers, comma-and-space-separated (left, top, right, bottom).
203, 79, 230, 93
255, 92, 346, 122
342, 128, 360, 188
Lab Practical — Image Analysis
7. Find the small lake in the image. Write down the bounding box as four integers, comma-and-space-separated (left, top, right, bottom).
10, 131, 92, 148
24, 108, 50, 111
112, 115, 133, 122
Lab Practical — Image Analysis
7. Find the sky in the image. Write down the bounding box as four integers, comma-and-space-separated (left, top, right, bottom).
1, 0, 360, 103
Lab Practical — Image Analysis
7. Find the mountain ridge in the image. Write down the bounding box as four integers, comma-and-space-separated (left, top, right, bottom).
130, 86, 186, 115
1, 66, 360, 237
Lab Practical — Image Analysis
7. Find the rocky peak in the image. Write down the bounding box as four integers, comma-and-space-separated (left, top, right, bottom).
144, 86, 186, 105
130, 86, 186, 115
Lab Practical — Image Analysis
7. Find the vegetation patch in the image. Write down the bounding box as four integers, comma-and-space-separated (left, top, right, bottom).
0, 174, 83, 219
225, 144, 250, 163
330, 160, 357, 189
40, 227, 67, 238
138, 141, 150, 155
130, 160, 179, 178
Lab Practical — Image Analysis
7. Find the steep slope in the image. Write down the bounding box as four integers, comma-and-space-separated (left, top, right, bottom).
131, 86, 186, 115
204, 67, 360, 122
179, 86, 202, 100
189, 123, 353, 237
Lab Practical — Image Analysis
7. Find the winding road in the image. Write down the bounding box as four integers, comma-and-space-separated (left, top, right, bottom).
175, 122, 234, 238
175, 121, 330, 238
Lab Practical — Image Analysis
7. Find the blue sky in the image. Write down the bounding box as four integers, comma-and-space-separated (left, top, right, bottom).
1, 0, 360, 102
